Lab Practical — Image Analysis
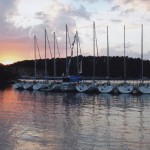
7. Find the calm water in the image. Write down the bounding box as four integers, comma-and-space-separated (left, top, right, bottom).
0, 86, 150, 150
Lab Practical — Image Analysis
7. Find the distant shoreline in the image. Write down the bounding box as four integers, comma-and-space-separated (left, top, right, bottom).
0, 80, 15, 86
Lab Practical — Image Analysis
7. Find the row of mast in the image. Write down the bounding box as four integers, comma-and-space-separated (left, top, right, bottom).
34, 26, 81, 79
34, 23, 144, 81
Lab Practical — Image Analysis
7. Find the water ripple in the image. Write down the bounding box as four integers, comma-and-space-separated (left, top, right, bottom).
0, 86, 150, 149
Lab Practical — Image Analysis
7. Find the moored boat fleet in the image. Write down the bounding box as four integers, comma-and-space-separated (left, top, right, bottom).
14, 77, 150, 94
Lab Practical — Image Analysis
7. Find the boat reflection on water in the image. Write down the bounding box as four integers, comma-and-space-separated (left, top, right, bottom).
0, 86, 150, 150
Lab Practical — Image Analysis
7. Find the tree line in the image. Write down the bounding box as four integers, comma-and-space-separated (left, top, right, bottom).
4, 56, 150, 80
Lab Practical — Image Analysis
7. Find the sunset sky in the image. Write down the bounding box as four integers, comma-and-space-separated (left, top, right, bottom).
0, 0, 150, 65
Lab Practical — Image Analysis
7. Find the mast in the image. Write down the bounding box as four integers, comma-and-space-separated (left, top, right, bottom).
78, 35, 82, 74
141, 24, 143, 81
76, 31, 79, 76
107, 26, 110, 81
54, 32, 56, 78
34, 35, 36, 79
66, 25, 68, 76
124, 25, 126, 82
44, 29, 47, 79
93, 21, 96, 81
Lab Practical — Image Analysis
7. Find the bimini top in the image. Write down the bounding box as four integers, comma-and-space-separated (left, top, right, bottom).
63, 75, 82, 82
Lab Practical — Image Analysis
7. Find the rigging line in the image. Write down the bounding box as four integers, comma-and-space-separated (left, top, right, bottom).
71, 33, 76, 56
67, 27, 72, 52
76, 32, 82, 61
66, 33, 77, 75
46, 31, 53, 58
35, 37, 41, 59
68, 33, 76, 65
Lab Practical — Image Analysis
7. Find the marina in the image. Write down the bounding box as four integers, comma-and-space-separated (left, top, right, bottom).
1, 0, 150, 150
13, 23, 150, 94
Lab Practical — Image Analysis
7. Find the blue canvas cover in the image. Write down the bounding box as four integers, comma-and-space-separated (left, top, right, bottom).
63, 75, 82, 82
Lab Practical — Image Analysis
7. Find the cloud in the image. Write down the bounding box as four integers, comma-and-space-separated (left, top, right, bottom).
1, 0, 90, 51
109, 0, 150, 11
0, 0, 18, 37
73, 5, 90, 20
107, 0, 150, 24
25, 1, 90, 35
109, 47, 141, 58
111, 5, 120, 11
124, 8, 135, 14
91, 39, 139, 58
111, 19, 122, 23
121, 0, 134, 4
77, 0, 100, 3
99, 46, 141, 59
0, 0, 18, 14
0, 0, 33, 40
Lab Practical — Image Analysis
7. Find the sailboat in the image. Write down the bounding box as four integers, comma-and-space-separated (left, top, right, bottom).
14, 80, 24, 89
138, 82, 150, 94
41, 32, 61, 92
97, 26, 114, 93
23, 81, 34, 90
60, 25, 82, 92
138, 24, 150, 94
15, 36, 38, 90
76, 22, 98, 92
23, 35, 38, 90
76, 81, 97, 93
117, 25, 133, 94
33, 29, 49, 91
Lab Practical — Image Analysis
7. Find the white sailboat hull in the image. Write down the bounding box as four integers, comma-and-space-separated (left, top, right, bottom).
23, 83, 33, 90
118, 83, 133, 94
76, 83, 90, 92
138, 84, 150, 94
48, 83, 61, 91
76, 82, 97, 92
14, 83, 24, 89
97, 84, 113, 93
40, 83, 61, 92
54, 83, 61, 91
60, 82, 76, 92
33, 83, 47, 91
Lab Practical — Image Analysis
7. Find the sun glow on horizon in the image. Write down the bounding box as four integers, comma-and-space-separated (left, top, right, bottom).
2, 60, 14, 65
0, 55, 22, 65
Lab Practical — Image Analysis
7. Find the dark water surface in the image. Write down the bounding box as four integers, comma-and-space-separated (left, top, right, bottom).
0, 86, 150, 150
